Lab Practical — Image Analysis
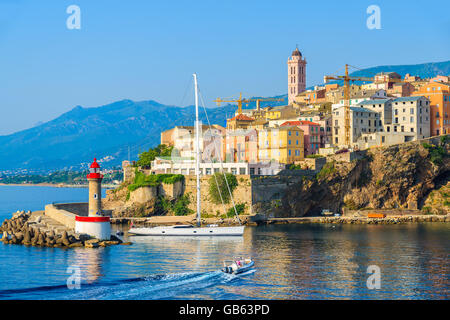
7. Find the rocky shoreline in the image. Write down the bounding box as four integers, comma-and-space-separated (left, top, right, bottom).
0, 211, 131, 248
110, 213, 450, 226
259, 214, 450, 225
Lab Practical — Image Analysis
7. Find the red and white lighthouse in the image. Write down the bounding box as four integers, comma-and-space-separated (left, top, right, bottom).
75, 158, 111, 240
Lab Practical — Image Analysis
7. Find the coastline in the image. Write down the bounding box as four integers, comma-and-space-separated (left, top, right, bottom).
0, 183, 118, 189
110, 213, 450, 226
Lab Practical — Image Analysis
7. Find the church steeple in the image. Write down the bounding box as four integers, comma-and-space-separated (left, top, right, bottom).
287, 46, 307, 104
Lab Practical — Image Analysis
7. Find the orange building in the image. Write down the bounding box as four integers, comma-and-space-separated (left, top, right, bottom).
226, 114, 255, 130
413, 81, 450, 135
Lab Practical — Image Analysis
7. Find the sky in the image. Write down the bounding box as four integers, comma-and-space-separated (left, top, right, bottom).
0, 0, 449, 135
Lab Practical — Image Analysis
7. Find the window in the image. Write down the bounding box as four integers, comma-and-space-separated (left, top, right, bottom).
410, 108, 414, 114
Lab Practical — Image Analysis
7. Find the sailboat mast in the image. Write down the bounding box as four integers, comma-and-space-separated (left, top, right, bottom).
193, 73, 201, 227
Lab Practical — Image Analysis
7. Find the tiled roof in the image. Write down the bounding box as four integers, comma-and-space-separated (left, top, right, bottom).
280, 120, 320, 127
229, 114, 255, 121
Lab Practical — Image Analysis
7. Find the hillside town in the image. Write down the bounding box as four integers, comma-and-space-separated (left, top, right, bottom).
149, 47, 450, 176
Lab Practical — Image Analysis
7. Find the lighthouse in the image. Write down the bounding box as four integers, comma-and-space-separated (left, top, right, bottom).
74, 158, 111, 240
87, 158, 103, 216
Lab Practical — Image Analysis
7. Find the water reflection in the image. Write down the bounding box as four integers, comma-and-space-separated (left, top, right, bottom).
0, 223, 448, 299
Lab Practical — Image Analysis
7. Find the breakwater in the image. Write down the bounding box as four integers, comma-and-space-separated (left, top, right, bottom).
0, 210, 130, 248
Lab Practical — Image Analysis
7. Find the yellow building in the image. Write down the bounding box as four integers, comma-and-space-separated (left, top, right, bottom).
265, 105, 297, 120
257, 126, 304, 164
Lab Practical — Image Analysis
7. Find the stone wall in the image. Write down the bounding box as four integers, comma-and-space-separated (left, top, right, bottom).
128, 186, 158, 204
159, 181, 184, 200
327, 150, 368, 163
184, 175, 253, 215
54, 202, 88, 216
45, 204, 77, 229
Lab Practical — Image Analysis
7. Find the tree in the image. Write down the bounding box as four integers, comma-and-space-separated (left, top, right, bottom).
208, 172, 238, 204
136, 144, 174, 167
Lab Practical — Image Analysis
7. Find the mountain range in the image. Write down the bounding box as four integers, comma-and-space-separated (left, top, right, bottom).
0, 60, 449, 172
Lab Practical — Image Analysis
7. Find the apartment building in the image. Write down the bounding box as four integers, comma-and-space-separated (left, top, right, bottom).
332, 106, 380, 147
224, 129, 258, 163
388, 96, 431, 140
280, 121, 321, 155
413, 81, 450, 135
258, 126, 304, 164
356, 98, 393, 127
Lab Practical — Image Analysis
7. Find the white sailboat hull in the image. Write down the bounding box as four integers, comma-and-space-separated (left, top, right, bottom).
128, 225, 244, 236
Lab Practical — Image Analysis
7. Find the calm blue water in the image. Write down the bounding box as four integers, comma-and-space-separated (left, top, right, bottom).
0, 185, 448, 300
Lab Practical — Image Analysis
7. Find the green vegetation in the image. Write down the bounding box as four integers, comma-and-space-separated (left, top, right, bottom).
154, 194, 193, 216
288, 164, 302, 170
316, 161, 336, 180
172, 195, 193, 216
221, 203, 246, 219
136, 144, 174, 167
208, 172, 238, 204
422, 142, 448, 165
0, 169, 123, 185
128, 171, 184, 192
421, 206, 432, 215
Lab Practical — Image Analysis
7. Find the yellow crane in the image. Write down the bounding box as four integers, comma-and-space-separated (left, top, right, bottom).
214, 93, 284, 115
324, 64, 373, 147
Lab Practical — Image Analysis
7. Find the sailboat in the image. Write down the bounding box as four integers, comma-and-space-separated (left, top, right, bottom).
128, 74, 245, 236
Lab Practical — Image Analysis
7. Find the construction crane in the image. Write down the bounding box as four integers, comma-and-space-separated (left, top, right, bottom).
324, 64, 374, 147
214, 93, 284, 115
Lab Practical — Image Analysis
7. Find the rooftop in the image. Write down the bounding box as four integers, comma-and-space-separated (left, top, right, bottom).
280, 120, 320, 127
229, 114, 255, 121
357, 98, 392, 105
392, 96, 423, 102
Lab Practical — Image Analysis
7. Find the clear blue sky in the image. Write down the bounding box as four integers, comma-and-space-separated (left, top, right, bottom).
0, 0, 449, 135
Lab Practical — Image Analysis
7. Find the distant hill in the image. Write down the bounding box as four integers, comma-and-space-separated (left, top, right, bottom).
307, 60, 450, 88
1, 60, 448, 172
0, 97, 287, 171
349, 60, 450, 79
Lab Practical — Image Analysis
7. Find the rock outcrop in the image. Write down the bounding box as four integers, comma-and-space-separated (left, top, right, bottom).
273, 137, 450, 217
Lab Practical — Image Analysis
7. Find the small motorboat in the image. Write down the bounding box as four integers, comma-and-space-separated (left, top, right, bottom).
222, 257, 254, 274
321, 209, 334, 216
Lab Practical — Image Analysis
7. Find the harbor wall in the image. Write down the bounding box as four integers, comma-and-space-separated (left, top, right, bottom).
45, 204, 77, 229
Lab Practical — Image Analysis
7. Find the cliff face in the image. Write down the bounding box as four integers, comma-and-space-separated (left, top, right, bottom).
278, 137, 449, 217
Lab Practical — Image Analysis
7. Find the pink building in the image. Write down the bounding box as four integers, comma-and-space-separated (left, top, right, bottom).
224, 129, 258, 163
281, 121, 321, 155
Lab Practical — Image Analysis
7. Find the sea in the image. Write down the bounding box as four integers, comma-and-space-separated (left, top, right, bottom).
0, 185, 448, 300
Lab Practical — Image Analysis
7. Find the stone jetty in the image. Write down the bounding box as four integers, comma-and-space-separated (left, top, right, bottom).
0, 210, 130, 248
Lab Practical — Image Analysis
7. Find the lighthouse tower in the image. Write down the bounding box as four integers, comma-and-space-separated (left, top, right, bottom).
75, 158, 111, 240
87, 158, 103, 217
